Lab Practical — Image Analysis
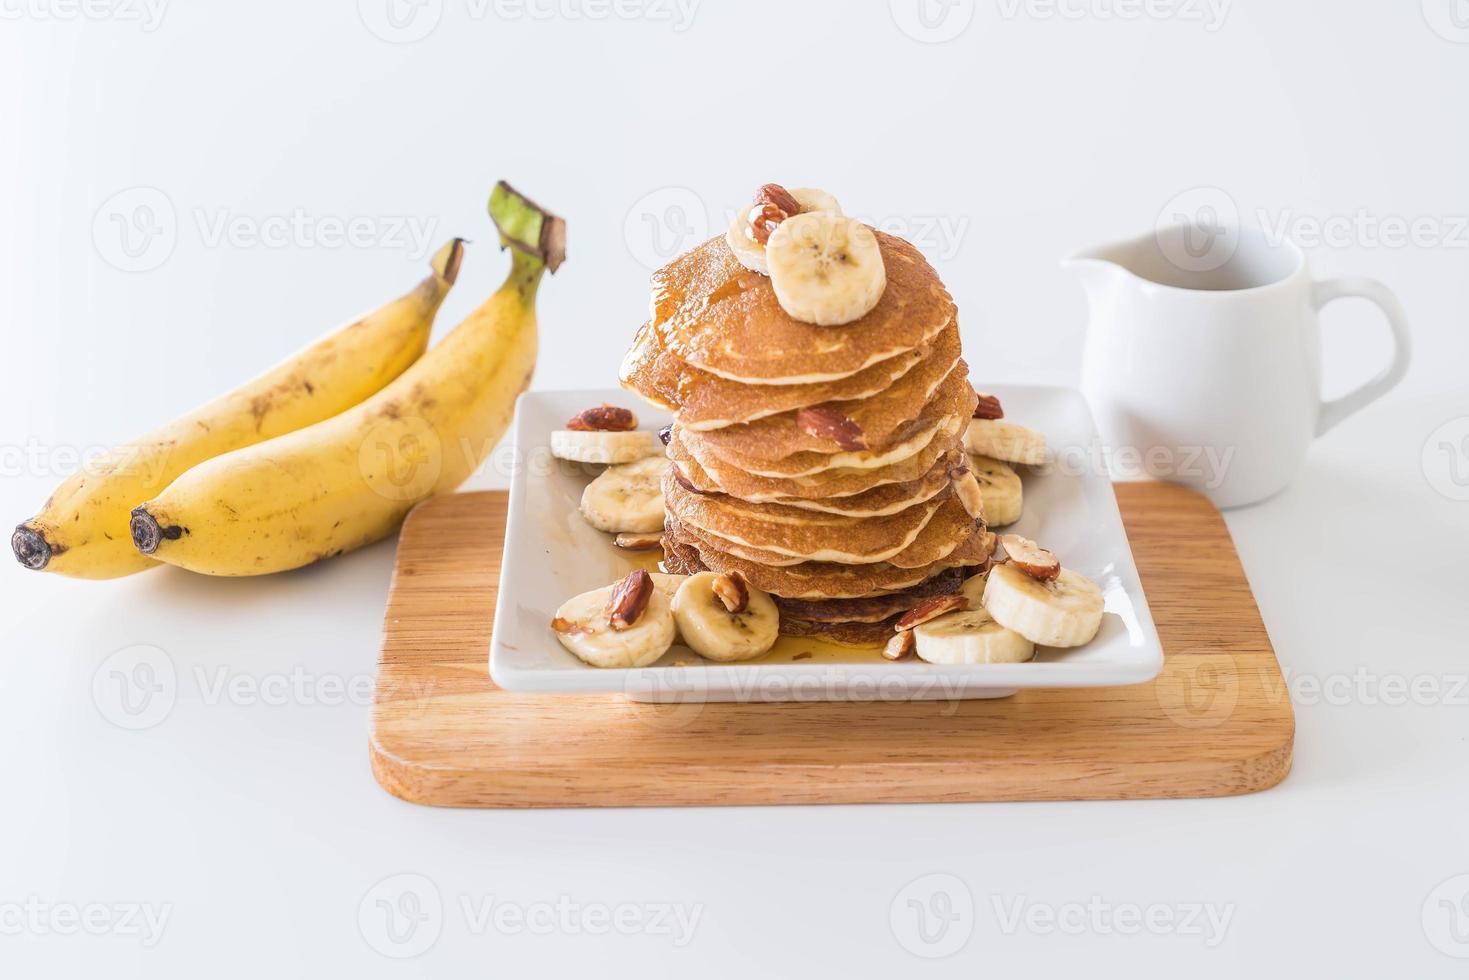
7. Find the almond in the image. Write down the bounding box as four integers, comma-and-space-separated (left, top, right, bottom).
882, 629, 916, 661
606, 569, 653, 630
613, 532, 662, 551
796, 406, 868, 451
948, 462, 986, 521
998, 534, 1060, 582
895, 594, 969, 631
566, 404, 637, 432
972, 391, 1004, 420
712, 571, 749, 614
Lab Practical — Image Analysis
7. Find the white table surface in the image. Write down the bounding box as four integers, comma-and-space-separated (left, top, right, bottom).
3, 3, 1468, 975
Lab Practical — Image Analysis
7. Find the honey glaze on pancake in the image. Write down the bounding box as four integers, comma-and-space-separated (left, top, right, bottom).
662, 521, 995, 600
620, 321, 938, 431
687, 359, 974, 473
650, 231, 954, 384
669, 434, 963, 502
664, 469, 950, 562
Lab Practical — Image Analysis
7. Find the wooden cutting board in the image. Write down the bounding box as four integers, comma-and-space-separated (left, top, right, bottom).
370, 485, 1293, 807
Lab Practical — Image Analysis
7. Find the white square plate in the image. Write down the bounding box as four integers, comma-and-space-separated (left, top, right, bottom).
489, 387, 1162, 702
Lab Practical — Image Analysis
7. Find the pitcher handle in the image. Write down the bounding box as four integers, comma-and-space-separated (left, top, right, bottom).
1313, 276, 1412, 437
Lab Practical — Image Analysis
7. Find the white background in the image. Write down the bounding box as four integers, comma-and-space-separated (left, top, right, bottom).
3, 0, 1469, 975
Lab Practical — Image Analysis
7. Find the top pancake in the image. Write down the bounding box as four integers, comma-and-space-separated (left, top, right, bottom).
648, 230, 954, 384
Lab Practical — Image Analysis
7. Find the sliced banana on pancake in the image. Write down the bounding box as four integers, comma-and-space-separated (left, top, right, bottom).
580, 456, 667, 533
551, 429, 663, 464
968, 453, 1023, 526
913, 606, 1035, 665
963, 419, 1047, 466
726, 210, 772, 275
552, 572, 676, 668
789, 187, 841, 214
982, 563, 1104, 648
671, 571, 780, 662
766, 213, 887, 327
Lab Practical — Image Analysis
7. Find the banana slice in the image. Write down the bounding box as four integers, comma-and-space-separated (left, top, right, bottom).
912, 607, 1035, 665
649, 572, 687, 602
982, 564, 1104, 648
580, 456, 667, 533
959, 568, 991, 606
670, 571, 780, 662
726, 210, 771, 275
766, 213, 887, 326
963, 419, 1047, 467
789, 187, 841, 214
551, 577, 677, 668
968, 453, 1023, 525
551, 429, 662, 464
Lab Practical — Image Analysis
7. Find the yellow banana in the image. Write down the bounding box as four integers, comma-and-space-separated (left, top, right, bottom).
129, 182, 564, 576
12, 240, 466, 579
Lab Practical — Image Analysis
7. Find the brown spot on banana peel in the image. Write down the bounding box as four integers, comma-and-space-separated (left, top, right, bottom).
129, 507, 186, 556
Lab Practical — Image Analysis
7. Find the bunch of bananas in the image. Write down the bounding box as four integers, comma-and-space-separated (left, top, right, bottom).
12, 181, 564, 578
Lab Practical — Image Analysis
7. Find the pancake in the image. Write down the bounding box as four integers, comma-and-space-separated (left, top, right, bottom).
679, 496, 985, 569
650, 230, 954, 384
690, 336, 966, 461
767, 462, 953, 517
773, 569, 965, 623
670, 429, 960, 502
664, 469, 951, 564
619, 321, 936, 430
680, 372, 974, 479
662, 522, 995, 600
778, 615, 901, 647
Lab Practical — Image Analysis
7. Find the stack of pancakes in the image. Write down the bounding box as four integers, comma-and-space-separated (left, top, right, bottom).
620, 229, 994, 645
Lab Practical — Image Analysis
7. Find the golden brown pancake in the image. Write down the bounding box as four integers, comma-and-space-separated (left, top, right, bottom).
664, 469, 951, 563
670, 428, 960, 501
680, 370, 974, 478
620, 321, 938, 431
677, 496, 985, 569
766, 462, 953, 517
649, 231, 954, 384
690, 338, 967, 461
662, 524, 994, 600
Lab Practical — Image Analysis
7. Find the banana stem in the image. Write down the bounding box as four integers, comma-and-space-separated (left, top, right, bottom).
489, 181, 566, 276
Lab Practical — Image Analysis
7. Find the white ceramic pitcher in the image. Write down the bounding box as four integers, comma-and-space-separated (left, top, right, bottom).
1066, 224, 1411, 508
